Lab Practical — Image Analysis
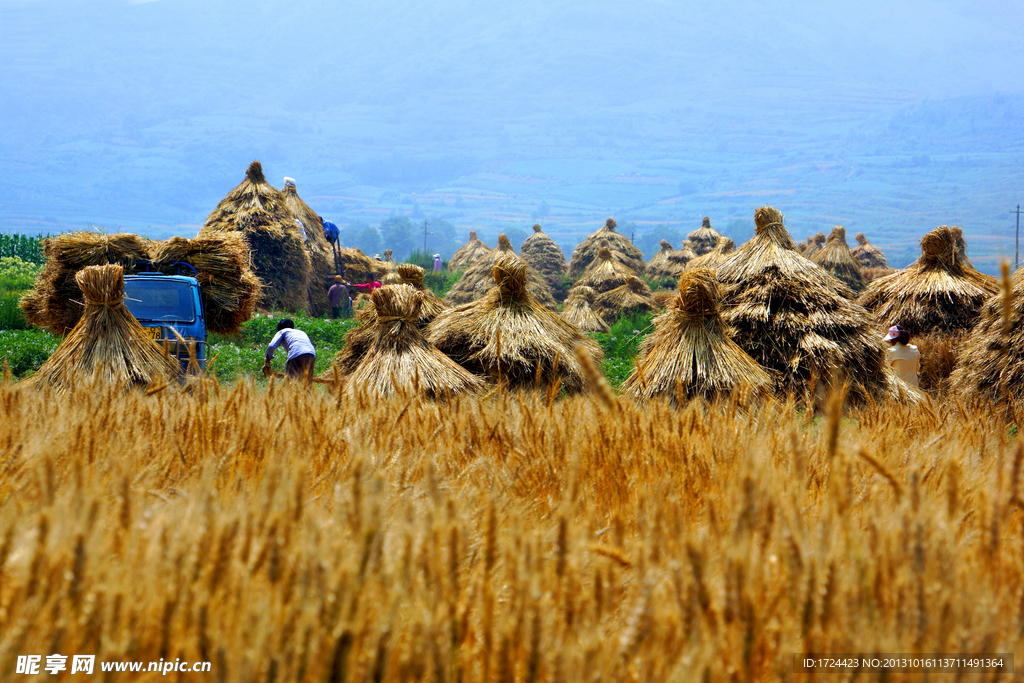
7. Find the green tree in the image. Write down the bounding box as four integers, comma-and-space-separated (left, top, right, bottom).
380, 216, 417, 260
346, 220, 382, 256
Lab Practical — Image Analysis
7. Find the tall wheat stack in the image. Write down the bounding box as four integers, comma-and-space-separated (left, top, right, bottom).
280, 179, 334, 316
0, 376, 1019, 682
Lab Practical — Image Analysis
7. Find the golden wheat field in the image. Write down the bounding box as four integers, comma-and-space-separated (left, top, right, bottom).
0, 375, 1021, 682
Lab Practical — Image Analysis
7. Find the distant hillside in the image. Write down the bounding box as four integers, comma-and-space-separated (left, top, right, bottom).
0, 0, 1022, 273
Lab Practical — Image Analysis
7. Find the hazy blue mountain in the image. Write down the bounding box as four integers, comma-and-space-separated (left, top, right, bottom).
1, 0, 1022, 269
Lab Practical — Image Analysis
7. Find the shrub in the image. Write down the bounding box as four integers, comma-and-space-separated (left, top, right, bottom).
0, 329, 60, 377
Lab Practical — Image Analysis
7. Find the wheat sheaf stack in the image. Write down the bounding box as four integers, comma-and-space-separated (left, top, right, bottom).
561, 285, 610, 333
428, 255, 602, 393
448, 230, 491, 272
716, 206, 892, 404
646, 239, 693, 280
345, 285, 485, 399
20, 232, 151, 335
199, 161, 310, 312
623, 267, 772, 405
811, 226, 865, 294
857, 225, 999, 335
568, 218, 646, 277
22, 264, 181, 393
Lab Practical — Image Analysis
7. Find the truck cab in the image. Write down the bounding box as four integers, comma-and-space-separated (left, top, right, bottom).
123, 273, 207, 373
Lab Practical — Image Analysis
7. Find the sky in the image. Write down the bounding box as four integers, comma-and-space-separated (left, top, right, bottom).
0, 0, 1022, 268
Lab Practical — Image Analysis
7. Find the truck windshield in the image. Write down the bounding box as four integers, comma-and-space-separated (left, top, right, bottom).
123, 279, 196, 323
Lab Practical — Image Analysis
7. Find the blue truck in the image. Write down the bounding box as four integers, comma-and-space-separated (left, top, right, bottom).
123, 271, 207, 373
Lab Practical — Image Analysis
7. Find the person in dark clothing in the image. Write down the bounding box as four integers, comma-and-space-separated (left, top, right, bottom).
327, 275, 351, 318
321, 216, 341, 265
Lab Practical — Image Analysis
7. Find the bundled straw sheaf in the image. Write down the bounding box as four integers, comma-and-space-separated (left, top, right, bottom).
687, 217, 721, 256
568, 218, 646, 277
382, 249, 397, 272
149, 233, 260, 335
20, 232, 151, 335
950, 226, 974, 269
281, 181, 334, 316
716, 206, 892, 403
561, 286, 610, 333
320, 286, 408, 379
427, 255, 603, 393
812, 226, 865, 293
21, 264, 181, 392
444, 234, 558, 310
949, 266, 1024, 404
448, 231, 491, 272
199, 161, 310, 312
646, 240, 693, 280
593, 276, 659, 323
851, 232, 889, 269
345, 286, 485, 399
857, 226, 999, 335
686, 236, 736, 272
395, 263, 449, 324
576, 244, 635, 294
623, 268, 773, 405
804, 232, 827, 259
520, 224, 567, 278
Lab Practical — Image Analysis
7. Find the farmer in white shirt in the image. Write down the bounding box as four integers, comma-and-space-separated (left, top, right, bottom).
883, 324, 920, 388
263, 318, 316, 383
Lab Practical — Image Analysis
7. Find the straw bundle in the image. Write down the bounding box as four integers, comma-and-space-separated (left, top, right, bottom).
622, 268, 772, 405
811, 226, 865, 293
851, 232, 888, 269
395, 263, 449, 324
199, 162, 311, 312
281, 181, 334, 316
715, 206, 891, 402
687, 217, 721, 256
20, 232, 151, 335
593, 276, 659, 323
444, 234, 558, 310
568, 218, 646, 277
382, 272, 403, 285
448, 231, 491, 272
950, 227, 974, 269
22, 264, 181, 393
576, 243, 635, 294
382, 249, 397, 272
686, 236, 736, 271
320, 287, 400, 379
427, 255, 603, 393
804, 233, 827, 259
149, 234, 261, 335
519, 224, 567, 278
949, 268, 1024, 403
646, 240, 693, 280
345, 286, 485, 399
797, 242, 808, 254
857, 226, 1000, 335
337, 247, 388, 283
561, 286, 610, 333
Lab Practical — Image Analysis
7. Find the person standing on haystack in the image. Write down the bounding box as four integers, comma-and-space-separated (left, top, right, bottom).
264, 318, 317, 384
321, 216, 341, 265
433, 254, 442, 272
883, 325, 920, 388
328, 275, 351, 319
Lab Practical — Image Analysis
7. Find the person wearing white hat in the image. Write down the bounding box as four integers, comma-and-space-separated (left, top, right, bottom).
883, 325, 920, 388
433, 254, 442, 272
